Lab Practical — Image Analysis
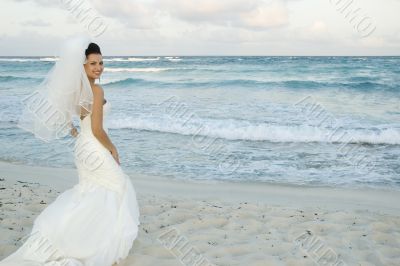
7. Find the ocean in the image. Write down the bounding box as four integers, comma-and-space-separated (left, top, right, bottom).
0, 56, 399, 189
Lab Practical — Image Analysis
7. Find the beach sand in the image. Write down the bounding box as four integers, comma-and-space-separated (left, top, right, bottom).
0, 161, 399, 266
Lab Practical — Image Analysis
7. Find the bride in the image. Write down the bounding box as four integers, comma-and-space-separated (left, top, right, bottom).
0, 35, 140, 266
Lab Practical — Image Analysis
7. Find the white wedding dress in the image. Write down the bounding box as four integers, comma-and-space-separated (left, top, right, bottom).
0, 101, 141, 266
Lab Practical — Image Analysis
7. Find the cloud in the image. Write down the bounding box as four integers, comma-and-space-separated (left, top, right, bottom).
239, 2, 288, 30
309, 21, 327, 33
0, 30, 63, 56
11, 0, 290, 31
11, 0, 158, 29
20, 19, 51, 27
13, 0, 56, 7
89, 0, 159, 29
161, 0, 289, 30
288, 20, 335, 46
161, 0, 257, 22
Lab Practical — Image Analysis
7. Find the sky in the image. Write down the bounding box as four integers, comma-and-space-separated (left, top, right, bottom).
0, 0, 399, 56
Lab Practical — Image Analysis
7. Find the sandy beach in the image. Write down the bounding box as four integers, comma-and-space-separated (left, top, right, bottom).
0, 160, 399, 266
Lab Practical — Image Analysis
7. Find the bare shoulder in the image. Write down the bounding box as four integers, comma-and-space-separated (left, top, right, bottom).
92, 84, 104, 97
91, 84, 104, 110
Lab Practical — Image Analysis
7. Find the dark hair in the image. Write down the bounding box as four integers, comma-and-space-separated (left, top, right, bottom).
85, 43, 101, 57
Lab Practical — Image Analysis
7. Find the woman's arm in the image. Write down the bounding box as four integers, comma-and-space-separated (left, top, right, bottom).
90, 85, 120, 164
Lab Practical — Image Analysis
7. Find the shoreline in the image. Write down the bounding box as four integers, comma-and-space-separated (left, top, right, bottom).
1, 161, 399, 215
2, 159, 400, 191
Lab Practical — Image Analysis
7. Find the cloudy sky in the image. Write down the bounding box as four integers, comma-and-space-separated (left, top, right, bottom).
0, 0, 399, 56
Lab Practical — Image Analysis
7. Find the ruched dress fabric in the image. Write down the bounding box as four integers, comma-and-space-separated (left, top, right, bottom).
0, 101, 140, 266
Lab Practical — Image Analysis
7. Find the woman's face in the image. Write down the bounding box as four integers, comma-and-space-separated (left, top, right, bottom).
84, 53, 104, 80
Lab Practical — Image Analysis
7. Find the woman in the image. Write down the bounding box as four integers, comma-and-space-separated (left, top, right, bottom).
0, 35, 140, 266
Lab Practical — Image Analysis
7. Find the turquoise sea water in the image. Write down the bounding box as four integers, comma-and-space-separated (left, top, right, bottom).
0, 56, 399, 189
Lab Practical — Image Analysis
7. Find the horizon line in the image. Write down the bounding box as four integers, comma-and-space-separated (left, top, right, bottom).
0, 55, 399, 57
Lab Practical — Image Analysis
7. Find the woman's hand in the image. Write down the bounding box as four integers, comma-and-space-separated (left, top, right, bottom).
70, 126, 79, 137
110, 145, 120, 165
